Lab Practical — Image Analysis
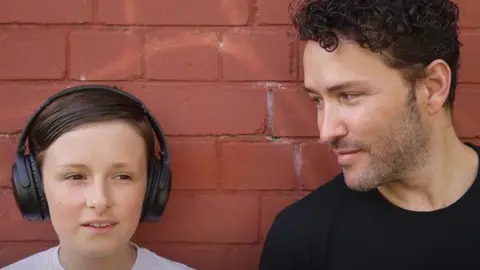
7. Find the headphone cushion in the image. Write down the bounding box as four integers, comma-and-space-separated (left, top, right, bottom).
11, 154, 40, 220
27, 154, 49, 219
142, 159, 171, 221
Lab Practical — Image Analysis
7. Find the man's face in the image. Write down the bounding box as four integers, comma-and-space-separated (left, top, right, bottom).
303, 39, 431, 191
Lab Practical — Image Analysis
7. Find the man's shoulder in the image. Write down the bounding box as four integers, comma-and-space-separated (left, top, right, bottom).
273, 173, 348, 230
134, 246, 196, 270
259, 173, 349, 268
1, 247, 54, 270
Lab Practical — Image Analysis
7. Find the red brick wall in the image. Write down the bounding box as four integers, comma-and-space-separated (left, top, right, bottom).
0, 0, 478, 269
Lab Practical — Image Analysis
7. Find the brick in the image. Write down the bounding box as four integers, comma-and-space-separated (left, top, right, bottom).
221, 245, 262, 270
298, 41, 306, 81
0, 82, 72, 133
125, 83, 267, 135
0, 137, 17, 188
0, 82, 267, 136
0, 190, 57, 241
70, 30, 142, 80
455, 0, 480, 27
220, 140, 295, 190
462, 138, 480, 145
134, 194, 258, 243
98, 0, 249, 25
169, 138, 219, 190
453, 85, 480, 137
0, 30, 66, 79
0, 242, 56, 267
0, 0, 92, 23
222, 30, 296, 81
458, 31, 480, 83
260, 195, 304, 239
257, 0, 292, 25
299, 141, 341, 190
146, 30, 219, 80
140, 243, 261, 270
271, 88, 318, 137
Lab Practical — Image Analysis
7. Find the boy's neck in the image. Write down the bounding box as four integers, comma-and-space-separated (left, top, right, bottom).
58, 242, 137, 270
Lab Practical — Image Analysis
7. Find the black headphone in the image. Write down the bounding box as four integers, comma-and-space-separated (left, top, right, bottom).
11, 84, 172, 222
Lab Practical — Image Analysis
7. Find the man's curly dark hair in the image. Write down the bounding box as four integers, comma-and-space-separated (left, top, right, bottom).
290, 0, 462, 109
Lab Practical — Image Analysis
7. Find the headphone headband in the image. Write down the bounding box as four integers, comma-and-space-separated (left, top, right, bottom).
12, 83, 172, 221
17, 84, 169, 168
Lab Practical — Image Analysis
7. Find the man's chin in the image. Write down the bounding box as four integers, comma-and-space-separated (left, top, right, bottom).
343, 171, 379, 192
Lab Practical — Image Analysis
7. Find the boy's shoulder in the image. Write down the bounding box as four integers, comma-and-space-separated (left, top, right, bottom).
1, 246, 56, 270
133, 245, 196, 270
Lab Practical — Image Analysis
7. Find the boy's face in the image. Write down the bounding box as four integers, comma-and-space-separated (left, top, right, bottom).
41, 120, 148, 257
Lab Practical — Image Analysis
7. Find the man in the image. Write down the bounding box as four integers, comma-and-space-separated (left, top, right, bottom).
260, 0, 480, 269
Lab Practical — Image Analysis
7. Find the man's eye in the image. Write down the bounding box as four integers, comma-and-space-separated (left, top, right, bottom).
310, 96, 324, 109
309, 94, 322, 102
339, 93, 360, 102
113, 174, 132, 181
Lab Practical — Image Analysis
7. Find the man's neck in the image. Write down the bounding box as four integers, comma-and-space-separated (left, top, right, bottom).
377, 130, 479, 212
58, 242, 137, 270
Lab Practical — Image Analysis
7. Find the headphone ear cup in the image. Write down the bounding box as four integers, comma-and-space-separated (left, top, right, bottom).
28, 154, 49, 219
141, 159, 171, 221
11, 154, 47, 220
156, 162, 171, 209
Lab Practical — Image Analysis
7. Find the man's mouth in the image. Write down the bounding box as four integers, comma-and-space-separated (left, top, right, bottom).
334, 148, 362, 165
334, 148, 362, 155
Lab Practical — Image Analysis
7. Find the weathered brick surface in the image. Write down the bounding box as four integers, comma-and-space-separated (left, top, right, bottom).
0, 1, 478, 269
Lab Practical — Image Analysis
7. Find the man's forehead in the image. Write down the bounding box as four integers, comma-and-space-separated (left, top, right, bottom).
303, 45, 396, 94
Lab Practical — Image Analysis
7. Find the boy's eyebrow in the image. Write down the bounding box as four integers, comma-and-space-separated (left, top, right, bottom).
57, 163, 88, 169
57, 162, 130, 169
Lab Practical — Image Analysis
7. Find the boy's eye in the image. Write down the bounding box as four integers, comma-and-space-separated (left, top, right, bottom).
65, 174, 85, 180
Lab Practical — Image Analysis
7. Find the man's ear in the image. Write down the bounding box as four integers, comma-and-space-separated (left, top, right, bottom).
421, 59, 451, 115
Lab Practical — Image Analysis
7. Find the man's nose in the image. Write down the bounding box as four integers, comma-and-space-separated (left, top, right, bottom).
318, 107, 347, 144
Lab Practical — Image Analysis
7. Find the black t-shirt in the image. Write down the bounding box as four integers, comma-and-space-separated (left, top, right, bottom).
259, 143, 480, 270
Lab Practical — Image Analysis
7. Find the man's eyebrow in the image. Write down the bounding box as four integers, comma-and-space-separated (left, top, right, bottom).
326, 81, 368, 93
302, 86, 318, 94
303, 80, 369, 95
